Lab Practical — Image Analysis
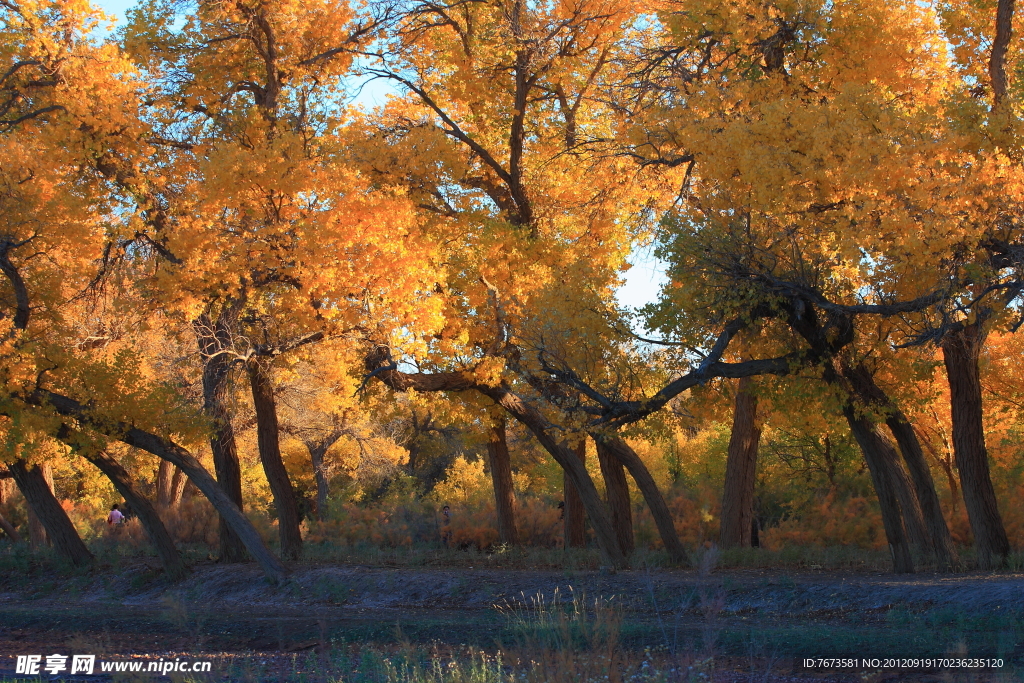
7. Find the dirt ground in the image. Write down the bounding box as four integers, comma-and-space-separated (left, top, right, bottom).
0, 562, 1021, 681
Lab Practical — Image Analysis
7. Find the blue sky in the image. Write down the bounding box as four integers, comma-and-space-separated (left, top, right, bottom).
91, 0, 668, 314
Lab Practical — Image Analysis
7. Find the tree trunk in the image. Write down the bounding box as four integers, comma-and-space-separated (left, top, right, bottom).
563, 437, 587, 548
8, 460, 93, 566
941, 322, 1010, 569
26, 463, 49, 548
306, 442, 331, 522
842, 362, 956, 569
0, 511, 20, 542
84, 452, 187, 580
719, 376, 761, 549
196, 313, 247, 562
596, 439, 633, 557
487, 418, 519, 546
844, 408, 914, 574
886, 413, 957, 570
247, 356, 303, 561
156, 459, 174, 510
592, 435, 688, 564
169, 467, 187, 509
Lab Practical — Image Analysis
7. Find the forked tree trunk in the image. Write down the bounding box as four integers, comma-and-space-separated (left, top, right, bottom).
196, 313, 247, 562
563, 437, 587, 548
248, 357, 303, 561
941, 323, 1010, 569
886, 413, 957, 570
844, 409, 914, 574
842, 362, 956, 569
9, 460, 93, 567
85, 452, 187, 580
592, 435, 688, 564
596, 439, 633, 557
719, 377, 762, 549
487, 418, 519, 545
306, 441, 331, 522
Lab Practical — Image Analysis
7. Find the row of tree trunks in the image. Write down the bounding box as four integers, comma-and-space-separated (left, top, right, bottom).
84, 452, 188, 580
596, 439, 634, 557
247, 356, 303, 561
195, 312, 248, 563
487, 418, 520, 546
563, 437, 587, 548
8, 460, 94, 567
941, 322, 1010, 569
843, 409, 915, 573
719, 376, 762, 549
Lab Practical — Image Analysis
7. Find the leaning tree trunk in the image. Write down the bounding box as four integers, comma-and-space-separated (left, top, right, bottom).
563, 437, 587, 548
196, 314, 247, 562
0, 511, 20, 542
941, 322, 1010, 569
596, 439, 633, 557
85, 451, 187, 580
248, 357, 303, 561
886, 413, 957, 570
487, 418, 519, 546
844, 409, 914, 574
8, 460, 93, 567
592, 435, 688, 564
720, 376, 762, 549
843, 362, 956, 569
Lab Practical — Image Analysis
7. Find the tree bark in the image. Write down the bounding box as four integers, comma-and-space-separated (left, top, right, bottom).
563, 437, 587, 548
169, 467, 187, 509
719, 376, 762, 549
248, 356, 303, 561
841, 362, 956, 569
487, 418, 519, 545
306, 441, 331, 522
596, 439, 633, 557
941, 322, 1010, 569
9, 460, 93, 566
196, 312, 247, 562
157, 459, 174, 509
843, 409, 914, 573
26, 462, 51, 548
0, 511, 20, 542
84, 451, 187, 580
592, 435, 688, 564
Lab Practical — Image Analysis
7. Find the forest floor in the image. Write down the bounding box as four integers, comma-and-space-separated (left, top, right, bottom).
0, 559, 1022, 682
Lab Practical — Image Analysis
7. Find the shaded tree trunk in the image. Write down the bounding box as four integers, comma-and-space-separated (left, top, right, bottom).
842, 362, 956, 569
941, 322, 1009, 569
487, 418, 519, 546
156, 460, 174, 509
0, 511, 20, 542
305, 440, 332, 522
720, 376, 762, 549
563, 437, 587, 548
886, 414, 957, 570
169, 468, 187, 509
195, 312, 247, 562
27, 463, 52, 548
843, 409, 914, 574
84, 451, 187, 580
9, 460, 93, 566
596, 439, 633, 558
590, 435, 688, 564
248, 356, 303, 561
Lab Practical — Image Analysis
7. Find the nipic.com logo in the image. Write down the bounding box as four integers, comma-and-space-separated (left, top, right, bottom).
15, 654, 214, 676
